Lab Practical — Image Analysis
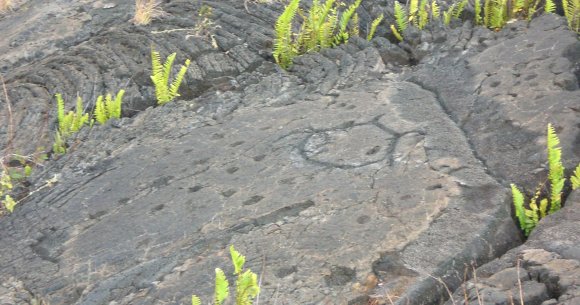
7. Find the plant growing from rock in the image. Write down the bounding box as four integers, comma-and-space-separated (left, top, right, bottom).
273, 0, 382, 69
511, 124, 580, 236
94, 90, 125, 125
0, 151, 45, 214
53, 94, 91, 154
132, 0, 163, 25
571, 164, 580, 190
368, 14, 384, 41
150, 47, 191, 105
562, 0, 580, 33
191, 245, 260, 305
390, 0, 461, 41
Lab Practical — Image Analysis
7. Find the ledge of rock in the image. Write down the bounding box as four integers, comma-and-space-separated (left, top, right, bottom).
0, 1, 578, 305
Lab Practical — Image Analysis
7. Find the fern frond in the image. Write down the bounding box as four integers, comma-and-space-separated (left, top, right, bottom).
539, 198, 548, 218
483, 0, 492, 26
545, 0, 556, 13
394, 1, 408, 33
571, 163, 580, 190
367, 14, 384, 41
547, 123, 564, 214
453, 0, 468, 18
95, 95, 107, 125
418, 0, 429, 29
56, 93, 66, 132
335, 0, 361, 44
214, 268, 229, 305
53, 131, 67, 154
191, 295, 201, 305
273, 0, 300, 69
490, 0, 506, 30
409, 0, 419, 26
168, 59, 191, 102
3, 195, 16, 213
349, 13, 360, 37
391, 24, 404, 41
431, 0, 440, 19
110, 89, 124, 119
230, 245, 246, 275
235, 270, 260, 305
320, 9, 338, 48
474, 0, 482, 25
511, 184, 531, 236
443, 5, 454, 25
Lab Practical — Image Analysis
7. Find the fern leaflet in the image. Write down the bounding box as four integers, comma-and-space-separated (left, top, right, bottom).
367, 14, 383, 41
394, 1, 408, 33
571, 163, 580, 190
431, 0, 440, 19
273, 0, 300, 68
547, 123, 565, 214
545, 0, 556, 13
191, 295, 201, 305
215, 268, 229, 305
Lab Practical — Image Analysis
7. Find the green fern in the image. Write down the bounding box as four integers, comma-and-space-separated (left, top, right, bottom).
235, 270, 260, 305
474, 0, 482, 25
94, 90, 125, 125
367, 14, 384, 41
150, 47, 191, 105
510, 124, 576, 236
53, 94, 90, 154
571, 163, 580, 190
443, 4, 455, 25
453, 0, 468, 18
417, 0, 429, 29
431, 0, 440, 19
391, 24, 404, 41
215, 268, 229, 305
335, 0, 362, 44
547, 123, 565, 213
191, 246, 259, 305
545, 0, 556, 13
562, 0, 580, 32
409, 0, 419, 26
490, 0, 507, 30
273, 0, 300, 69
394, 1, 408, 33
191, 296, 201, 305
511, 184, 533, 236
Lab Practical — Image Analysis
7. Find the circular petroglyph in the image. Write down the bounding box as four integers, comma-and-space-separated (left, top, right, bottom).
302, 124, 396, 168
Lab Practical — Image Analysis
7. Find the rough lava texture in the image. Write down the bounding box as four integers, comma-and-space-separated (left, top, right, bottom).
444, 190, 580, 305
0, 1, 578, 305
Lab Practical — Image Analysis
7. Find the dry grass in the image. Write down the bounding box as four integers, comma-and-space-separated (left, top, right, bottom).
0, 0, 15, 13
132, 0, 163, 25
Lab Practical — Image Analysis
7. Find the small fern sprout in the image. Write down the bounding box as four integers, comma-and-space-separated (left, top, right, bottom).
191, 295, 201, 305
367, 14, 384, 41
150, 47, 191, 105
94, 89, 125, 125
190, 246, 259, 305
53, 94, 90, 154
